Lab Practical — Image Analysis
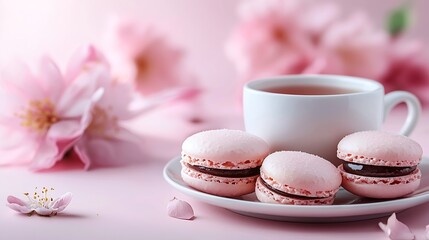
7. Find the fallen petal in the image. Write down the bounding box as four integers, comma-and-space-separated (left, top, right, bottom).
167, 197, 194, 220
378, 213, 414, 240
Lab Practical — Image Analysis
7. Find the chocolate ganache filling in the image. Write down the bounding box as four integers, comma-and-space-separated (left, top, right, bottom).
185, 163, 260, 178
260, 178, 324, 200
342, 161, 417, 177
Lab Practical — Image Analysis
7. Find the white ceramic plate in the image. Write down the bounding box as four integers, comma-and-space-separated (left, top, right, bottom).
163, 156, 429, 222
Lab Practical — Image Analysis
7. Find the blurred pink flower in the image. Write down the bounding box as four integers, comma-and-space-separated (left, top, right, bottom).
64, 46, 143, 169
74, 71, 200, 169
226, 0, 314, 82
103, 18, 196, 96
73, 84, 143, 169
7, 187, 72, 216
380, 38, 429, 106
226, 0, 341, 83
70, 46, 198, 169
318, 13, 390, 79
0, 55, 104, 170
227, 0, 393, 89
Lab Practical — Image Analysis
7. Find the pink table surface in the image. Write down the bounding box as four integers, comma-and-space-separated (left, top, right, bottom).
1, 107, 429, 240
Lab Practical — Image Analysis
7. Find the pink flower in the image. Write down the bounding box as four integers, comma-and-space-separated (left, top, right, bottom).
380, 38, 429, 106
226, 0, 342, 83
103, 17, 196, 96
58, 45, 142, 169
74, 83, 202, 169
227, 0, 391, 88
226, 0, 316, 82
73, 81, 144, 169
0, 55, 104, 170
7, 187, 72, 216
318, 12, 390, 79
69, 46, 196, 169
379, 213, 415, 240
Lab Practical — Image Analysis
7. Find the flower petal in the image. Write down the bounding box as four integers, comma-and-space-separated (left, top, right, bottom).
103, 18, 192, 95
378, 213, 414, 240
29, 135, 78, 170
65, 45, 109, 82
0, 78, 34, 119
57, 66, 106, 118
0, 149, 32, 166
30, 138, 67, 170
110, 126, 143, 143
0, 61, 44, 99
7, 195, 27, 206
0, 125, 31, 150
34, 207, 53, 216
47, 120, 84, 140
7, 203, 33, 214
75, 128, 144, 169
6, 196, 32, 214
96, 81, 137, 120
73, 138, 92, 170
0, 137, 37, 165
35, 56, 65, 101
51, 192, 73, 212
167, 197, 194, 220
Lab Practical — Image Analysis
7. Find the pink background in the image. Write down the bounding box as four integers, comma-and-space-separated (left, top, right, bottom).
1, 1, 429, 239
1, 0, 428, 107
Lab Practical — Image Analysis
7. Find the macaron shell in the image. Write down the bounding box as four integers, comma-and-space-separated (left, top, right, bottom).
337, 131, 423, 166
338, 165, 421, 199
182, 153, 262, 170
255, 178, 335, 205
182, 129, 270, 169
181, 163, 257, 197
260, 151, 342, 197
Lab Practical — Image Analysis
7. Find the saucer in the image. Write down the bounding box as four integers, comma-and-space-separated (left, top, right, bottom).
163, 156, 429, 222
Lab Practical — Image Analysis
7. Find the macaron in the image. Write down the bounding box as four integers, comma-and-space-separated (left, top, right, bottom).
337, 131, 423, 199
255, 151, 342, 205
181, 129, 270, 197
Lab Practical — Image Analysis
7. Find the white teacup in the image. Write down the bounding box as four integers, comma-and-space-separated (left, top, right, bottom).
243, 75, 421, 166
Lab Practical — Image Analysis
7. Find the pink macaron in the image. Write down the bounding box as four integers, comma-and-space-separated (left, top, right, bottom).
255, 151, 342, 205
181, 129, 270, 197
337, 131, 423, 199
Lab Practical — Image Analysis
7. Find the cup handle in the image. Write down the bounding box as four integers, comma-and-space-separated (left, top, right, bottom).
383, 91, 421, 136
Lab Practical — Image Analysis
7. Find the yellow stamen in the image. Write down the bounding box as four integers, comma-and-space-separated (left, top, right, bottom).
16, 98, 59, 132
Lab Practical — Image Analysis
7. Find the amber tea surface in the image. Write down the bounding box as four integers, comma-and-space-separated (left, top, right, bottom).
263, 85, 361, 95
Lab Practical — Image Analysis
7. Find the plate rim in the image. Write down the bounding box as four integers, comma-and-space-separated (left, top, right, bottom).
163, 156, 429, 219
